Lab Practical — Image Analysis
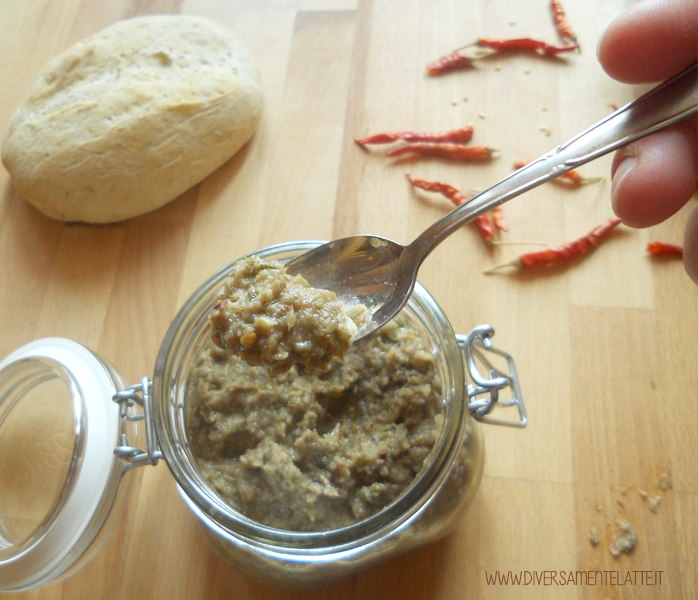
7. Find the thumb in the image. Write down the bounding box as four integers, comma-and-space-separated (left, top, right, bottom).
684, 204, 698, 285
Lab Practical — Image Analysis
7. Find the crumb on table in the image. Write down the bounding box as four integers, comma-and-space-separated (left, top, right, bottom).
609, 520, 637, 558
589, 526, 600, 547
649, 496, 662, 513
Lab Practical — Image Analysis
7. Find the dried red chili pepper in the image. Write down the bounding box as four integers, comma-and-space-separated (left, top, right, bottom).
513, 160, 601, 186
550, 0, 578, 45
426, 50, 473, 75
388, 143, 495, 161
475, 214, 496, 241
556, 170, 602, 185
475, 37, 578, 56
646, 242, 683, 257
356, 126, 474, 146
491, 206, 508, 232
484, 217, 622, 273
406, 175, 497, 243
406, 175, 469, 205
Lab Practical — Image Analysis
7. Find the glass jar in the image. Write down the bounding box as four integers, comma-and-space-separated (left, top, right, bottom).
0, 241, 526, 591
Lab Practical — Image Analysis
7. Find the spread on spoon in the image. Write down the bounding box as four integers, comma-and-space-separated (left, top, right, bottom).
210, 256, 370, 372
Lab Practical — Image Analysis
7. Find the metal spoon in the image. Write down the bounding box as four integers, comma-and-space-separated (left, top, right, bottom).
286, 62, 698, 340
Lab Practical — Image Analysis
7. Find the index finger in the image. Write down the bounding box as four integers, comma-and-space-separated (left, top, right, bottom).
597, 0, 698, 84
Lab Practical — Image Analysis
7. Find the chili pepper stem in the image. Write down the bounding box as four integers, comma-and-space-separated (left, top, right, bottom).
484, 259, 522, 274
488, 240, 548, 247
554, 176, 603, 186
452, 41, 481, 53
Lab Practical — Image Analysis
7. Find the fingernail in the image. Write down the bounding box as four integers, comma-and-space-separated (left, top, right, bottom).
610, 156, 637, 212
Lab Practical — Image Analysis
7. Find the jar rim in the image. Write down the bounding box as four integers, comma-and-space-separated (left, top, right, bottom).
152, 240, 468, 552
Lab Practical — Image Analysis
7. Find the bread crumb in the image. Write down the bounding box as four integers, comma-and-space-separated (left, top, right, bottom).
657, 473, 672, 491
541, 104, 549, 111
478, 112, 486, 119
523, 67, 531, 74
649, 495, 662, 513
638, 489, 649, 499
609, 520, 637, 558
494, 63, 502, 71
451, 99, 458, 106
589, 527, 600, 547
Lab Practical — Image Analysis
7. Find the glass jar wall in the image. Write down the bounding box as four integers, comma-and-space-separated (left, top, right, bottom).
151, 241, 485, 587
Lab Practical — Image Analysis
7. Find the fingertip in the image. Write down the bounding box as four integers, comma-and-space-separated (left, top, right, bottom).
610, 125, 697, 229
598, 0, 698, 84
610, 152, 637, 216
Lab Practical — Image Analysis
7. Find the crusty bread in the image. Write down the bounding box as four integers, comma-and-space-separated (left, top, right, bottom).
1, 15, 263, 223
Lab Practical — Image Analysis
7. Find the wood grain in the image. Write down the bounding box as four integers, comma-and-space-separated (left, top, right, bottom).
0, 0, 696, 598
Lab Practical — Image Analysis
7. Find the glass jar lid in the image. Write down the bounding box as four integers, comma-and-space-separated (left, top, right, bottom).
0, 338, 123, 591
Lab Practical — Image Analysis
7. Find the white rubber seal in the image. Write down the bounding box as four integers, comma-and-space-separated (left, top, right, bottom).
0, 338, 120, 591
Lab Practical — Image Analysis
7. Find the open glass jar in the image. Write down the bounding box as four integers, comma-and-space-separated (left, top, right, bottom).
0, 241, 526, 591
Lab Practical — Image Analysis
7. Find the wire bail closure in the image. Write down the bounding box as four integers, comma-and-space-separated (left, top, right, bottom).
112, 377, 163, 470
458, 325, 527, 428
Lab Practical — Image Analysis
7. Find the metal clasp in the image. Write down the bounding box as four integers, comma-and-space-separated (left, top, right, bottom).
457, 325, 527, 428
112, 377, 163, 470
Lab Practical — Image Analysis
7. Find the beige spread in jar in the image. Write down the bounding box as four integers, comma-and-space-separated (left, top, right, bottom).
210, 256, 369, 372
187, 316, 442, 532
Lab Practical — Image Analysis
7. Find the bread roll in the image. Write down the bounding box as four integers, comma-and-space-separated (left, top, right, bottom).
1, 15, 263, 223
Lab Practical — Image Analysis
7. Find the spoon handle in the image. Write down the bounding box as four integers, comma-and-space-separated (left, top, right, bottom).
408, 61, 698, 264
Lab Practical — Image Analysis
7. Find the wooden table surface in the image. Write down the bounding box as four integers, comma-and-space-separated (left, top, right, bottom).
1, 0, 696, 598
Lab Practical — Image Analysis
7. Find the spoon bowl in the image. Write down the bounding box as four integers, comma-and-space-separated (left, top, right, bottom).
286, 62, 698, 340
285, 235, 415, 338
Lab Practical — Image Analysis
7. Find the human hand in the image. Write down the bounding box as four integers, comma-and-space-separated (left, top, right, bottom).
597, 0, 698, 284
